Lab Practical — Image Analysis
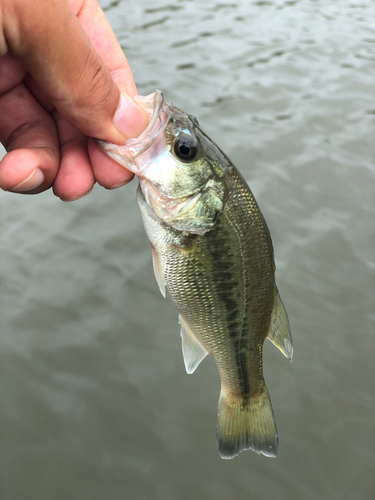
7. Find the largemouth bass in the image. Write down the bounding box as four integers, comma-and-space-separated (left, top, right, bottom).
98, 91, 292, 459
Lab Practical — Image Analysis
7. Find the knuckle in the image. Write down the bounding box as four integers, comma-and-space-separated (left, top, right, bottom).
74, 50, 117, 116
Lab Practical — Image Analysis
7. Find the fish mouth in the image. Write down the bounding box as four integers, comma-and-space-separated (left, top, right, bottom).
97, 90, 169, 175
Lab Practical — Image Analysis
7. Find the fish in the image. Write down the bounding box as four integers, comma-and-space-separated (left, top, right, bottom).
97, 90, 292, 459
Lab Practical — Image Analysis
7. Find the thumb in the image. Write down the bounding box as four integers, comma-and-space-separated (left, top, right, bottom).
2, 0, 148, 143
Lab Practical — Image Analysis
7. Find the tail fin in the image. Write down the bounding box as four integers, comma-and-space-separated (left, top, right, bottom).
217, 387, 278, 459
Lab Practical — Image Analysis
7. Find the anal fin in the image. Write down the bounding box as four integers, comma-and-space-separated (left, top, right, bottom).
179, 315, 208, 374
267, 289, 293, 360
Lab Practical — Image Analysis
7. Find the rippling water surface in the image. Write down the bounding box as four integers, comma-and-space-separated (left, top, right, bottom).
1, 1, 374, 498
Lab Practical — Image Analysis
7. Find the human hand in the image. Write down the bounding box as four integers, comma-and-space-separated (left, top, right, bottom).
0, 0, 149, 201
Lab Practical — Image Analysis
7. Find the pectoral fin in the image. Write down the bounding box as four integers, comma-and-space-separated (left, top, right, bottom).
179, 315, 208, 374
267, 290, 293, 360
151, 246, 166, 298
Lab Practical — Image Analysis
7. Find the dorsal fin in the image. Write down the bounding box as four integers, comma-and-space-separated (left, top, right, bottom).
267, 290, 293, 361
151, 246, 166, 298
179, 315, 208, 374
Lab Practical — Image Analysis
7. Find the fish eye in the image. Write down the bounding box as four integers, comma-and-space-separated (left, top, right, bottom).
173, 136, 199, 162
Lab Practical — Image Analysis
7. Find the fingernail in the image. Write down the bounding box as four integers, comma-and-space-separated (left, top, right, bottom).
11, 168, 44, 192
113, 94, 149, 139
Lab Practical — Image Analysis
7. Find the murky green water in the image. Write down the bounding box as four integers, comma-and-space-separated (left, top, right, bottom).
1, 1, 374, 498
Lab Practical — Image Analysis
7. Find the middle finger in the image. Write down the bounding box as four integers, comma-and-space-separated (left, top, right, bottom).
0, 82, 59, 193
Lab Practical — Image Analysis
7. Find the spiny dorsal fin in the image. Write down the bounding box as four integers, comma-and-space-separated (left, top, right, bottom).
151, 246, 166, 298
179, 315, 208, 374
267, 290, 293, 360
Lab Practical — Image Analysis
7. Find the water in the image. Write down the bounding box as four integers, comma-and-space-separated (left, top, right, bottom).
1, 1, 374, 498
